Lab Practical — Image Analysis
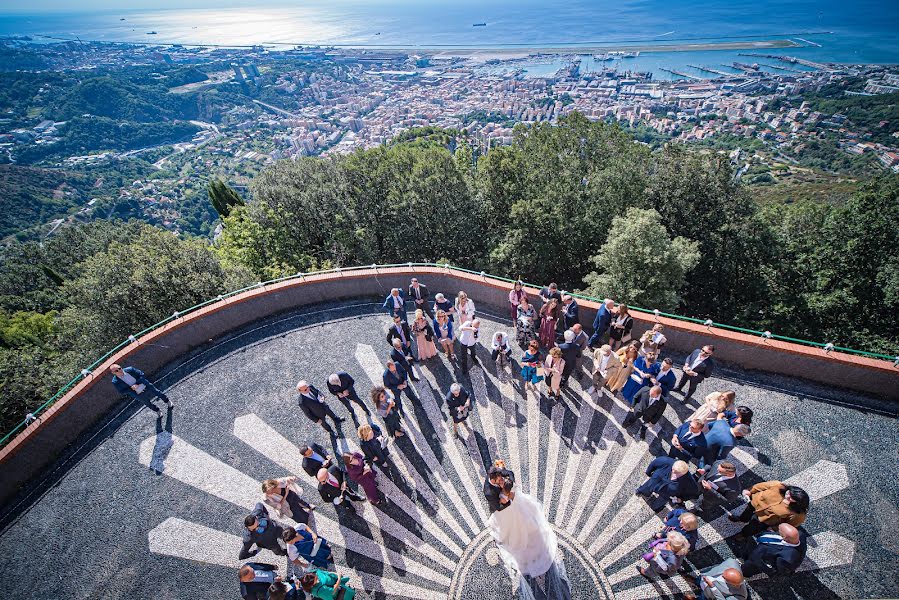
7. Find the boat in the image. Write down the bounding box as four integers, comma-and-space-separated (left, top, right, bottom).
120, 18, 126, 21
593, 53, 613, 61
146, 31, 157, 35
472, 22, 487, 27
608, 50, 640, 58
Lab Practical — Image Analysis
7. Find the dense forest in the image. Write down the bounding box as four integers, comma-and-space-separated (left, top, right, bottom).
1, 113, 896, 439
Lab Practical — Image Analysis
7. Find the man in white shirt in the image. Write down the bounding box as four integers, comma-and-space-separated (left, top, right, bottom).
490, 331, 512, 364
382, 287, 407, 322
676, 344, 716, 401
684, 558, 748, 600
458, 319, 480, 373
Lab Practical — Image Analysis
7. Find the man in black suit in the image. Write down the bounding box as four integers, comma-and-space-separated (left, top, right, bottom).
561, 294, 579, 330
694, 460, 741, 514
316, 464, 363, 514
636, 456, 700, 512
483, 463, 516, 513
239, 503, 288, 559
300, 443, 332, 478
239, 563, 279, 600
675, 344, 715, 402
386, 315, 414, 360
390, 338, 420, 382
622, 385, 667, 440
408, 277, 432, 318
741, 523, 808, 577
382, 360, 415, 413
326, 372, 371, 417
558, 329, 580, 388
297, 380, 344, 433
539, 282, 563, 306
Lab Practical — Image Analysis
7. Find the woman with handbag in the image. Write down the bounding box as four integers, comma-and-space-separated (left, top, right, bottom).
609, 304, 634, 350
343, 451, 382, 505
520, 340, 544, 391
516, 296, 537, 346
538, 298, 561, 348
261, 476, 314, 524
621, 350, 660, 404
370, 386, 404, 438
543, 346, 565, 401
299, 569, 357, 600
357, 422, 390, 469
433, 309, 455, 359
508, 281, 527, 325
411, 309, 438, 360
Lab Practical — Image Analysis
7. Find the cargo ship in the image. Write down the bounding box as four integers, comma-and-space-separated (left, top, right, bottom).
472, 22, 487, 27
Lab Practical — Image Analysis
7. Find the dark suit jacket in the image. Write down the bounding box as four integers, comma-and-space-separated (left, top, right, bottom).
408, 283, 430, 303
559, 342, 580, 372
669, 422, 708, 463
446, 389, 470, 419
298, 386, 330, 422
390, 347, 413, 373
698, 420, 737, 469
633, 387, 667, 425
744, 529, 808, 577
700, 470, 742, 506
638, 456, 701, 502
483, 469, 516, 513
592, 304, 612, 335
111, 366, 151, 398
302, 443, 330, 477
562, 300, 579, 329
383, 291, 406, 316
360, 435, 389, 465
386, 322, 413, 347
317, 465, 347, 503
382, 366, 409, 392
239, 503, 286, 559
326, 372, 355, 396
684, 349, 714, 382
240, 562, 278, 600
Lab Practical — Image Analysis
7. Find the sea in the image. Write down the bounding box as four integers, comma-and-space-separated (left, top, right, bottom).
1, 0, 898, 80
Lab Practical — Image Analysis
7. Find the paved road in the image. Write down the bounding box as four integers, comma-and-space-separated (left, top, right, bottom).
0, 299, 895, 599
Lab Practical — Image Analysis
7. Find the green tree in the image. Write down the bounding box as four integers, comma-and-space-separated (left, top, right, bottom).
207, 179, 246, 221
581, 207, 700, 310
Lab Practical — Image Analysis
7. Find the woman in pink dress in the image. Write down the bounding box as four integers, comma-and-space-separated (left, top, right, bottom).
508, 281, 526, 325
411, 309, 438, 360
538, 298, 560, 348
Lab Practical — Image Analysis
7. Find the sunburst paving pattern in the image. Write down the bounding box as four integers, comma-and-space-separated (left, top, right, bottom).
0, 300, 894, 600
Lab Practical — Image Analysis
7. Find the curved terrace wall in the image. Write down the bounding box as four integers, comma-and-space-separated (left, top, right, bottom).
1, 265, 896, 506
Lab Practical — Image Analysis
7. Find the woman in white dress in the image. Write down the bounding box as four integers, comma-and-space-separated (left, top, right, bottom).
488, 466, 570, 599
455, 291, 476, 327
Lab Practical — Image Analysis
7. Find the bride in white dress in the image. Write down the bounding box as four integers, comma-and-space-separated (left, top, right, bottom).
488, 472, 571, 599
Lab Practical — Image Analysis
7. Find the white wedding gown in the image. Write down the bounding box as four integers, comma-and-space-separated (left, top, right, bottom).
488, 492, 571, 600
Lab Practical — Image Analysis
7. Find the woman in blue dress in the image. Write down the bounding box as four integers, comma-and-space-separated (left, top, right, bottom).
520, 339, 544, 391
283, 523, 333, 569
621, 351, 660, 403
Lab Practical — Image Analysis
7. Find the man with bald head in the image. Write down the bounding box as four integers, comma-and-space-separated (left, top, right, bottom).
685, 558, 747, 600
741, 522, 808, 577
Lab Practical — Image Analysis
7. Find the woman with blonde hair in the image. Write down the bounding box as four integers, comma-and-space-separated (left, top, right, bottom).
638, 324, 667, 357
543, 346, 565, 401
688, 390, 737, 426
637, 530, 690, 578
262, 476, 314, 523
411, 308, 438, 360
433, 309, 455, 359
357, 422, 390, 469
607, 340, 640, 392
455, 291, 475, 326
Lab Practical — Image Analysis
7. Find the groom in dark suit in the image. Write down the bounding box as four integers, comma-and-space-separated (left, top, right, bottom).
484, 462, 516, 513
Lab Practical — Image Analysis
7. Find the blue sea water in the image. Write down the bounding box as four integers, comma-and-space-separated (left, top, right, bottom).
1, 0, 897, 79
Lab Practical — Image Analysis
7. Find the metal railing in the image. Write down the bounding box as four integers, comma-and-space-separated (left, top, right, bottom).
1, 261, 895, 447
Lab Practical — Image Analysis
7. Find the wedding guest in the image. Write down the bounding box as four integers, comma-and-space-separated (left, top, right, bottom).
683, 559, 748, 600
675, 344, 716, 402
590, 343, 622, 394
741, 523, 808, 578
539, 282, 562, 305
408, 277, 432, 318
607, 341, 640, 393
239, 563, 279, 600
561, 294, 579, 330
382, 360, 416, 409
389, 336, 417, 379
371, 386, 404, 438
382, 287, 406, 322
433, 292, 455, 321
433, 309, 455, 359
558, 329, 580, 387
544, 346, 565, 401
300, 443, 332, 478
588, 298, 615, 348
621, 350, 660, 404
730, 482, 809, 538
609, 304, 634, 350
638, 324, 667, 357
669, 418, 708, 463
694, 461, 741, 515
622, 385, 667, 440
637, 530, 690, 578
725, 405, 754, 428
520, 339, 544, 391
697, 420, 751, 471
262, 476, 314, 524
299, 569, 357, 600
458, 319, 481, 373
411, 309, 438, 361
515, 295, 537, 346
455, 291, 476, 326
386, 315, 414, 362
240, 503, 288, 559
688, 391, 736, 427
297, 380, 344, 433
282, 523, 333, 569
110, 363, 173, 413
654, 508, 699, 552
446, 382, 472, 437
357, 423, 390, 469
326, 372, 371, 417
490, 330, 513, 365
570, 323, 589, 357
636, 458, 701, 512
315, 465, 363, 514
343, 451, 382, 505
508, 281, 527, 325
655, 357, 677, 397
538, 297, 561, 348
265, 580, 303, 600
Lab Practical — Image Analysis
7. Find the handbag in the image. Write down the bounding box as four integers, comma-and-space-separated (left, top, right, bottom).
536, 366, 545, 377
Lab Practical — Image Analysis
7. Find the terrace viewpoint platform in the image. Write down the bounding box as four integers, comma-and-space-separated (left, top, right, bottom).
0, 267, 896, 599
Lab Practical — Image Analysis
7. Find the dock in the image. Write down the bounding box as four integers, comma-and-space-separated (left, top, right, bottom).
757, 62, 804, 73
659, 67, 704, 81
687, 64, 733, 77
739, 53, 828, 70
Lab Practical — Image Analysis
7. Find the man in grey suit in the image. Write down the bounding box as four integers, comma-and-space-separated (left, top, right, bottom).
694, 461, 741, 514
685, 558, 748, 600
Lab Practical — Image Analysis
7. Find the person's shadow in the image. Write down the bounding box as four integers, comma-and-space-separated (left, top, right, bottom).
148, 407, 174, 475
